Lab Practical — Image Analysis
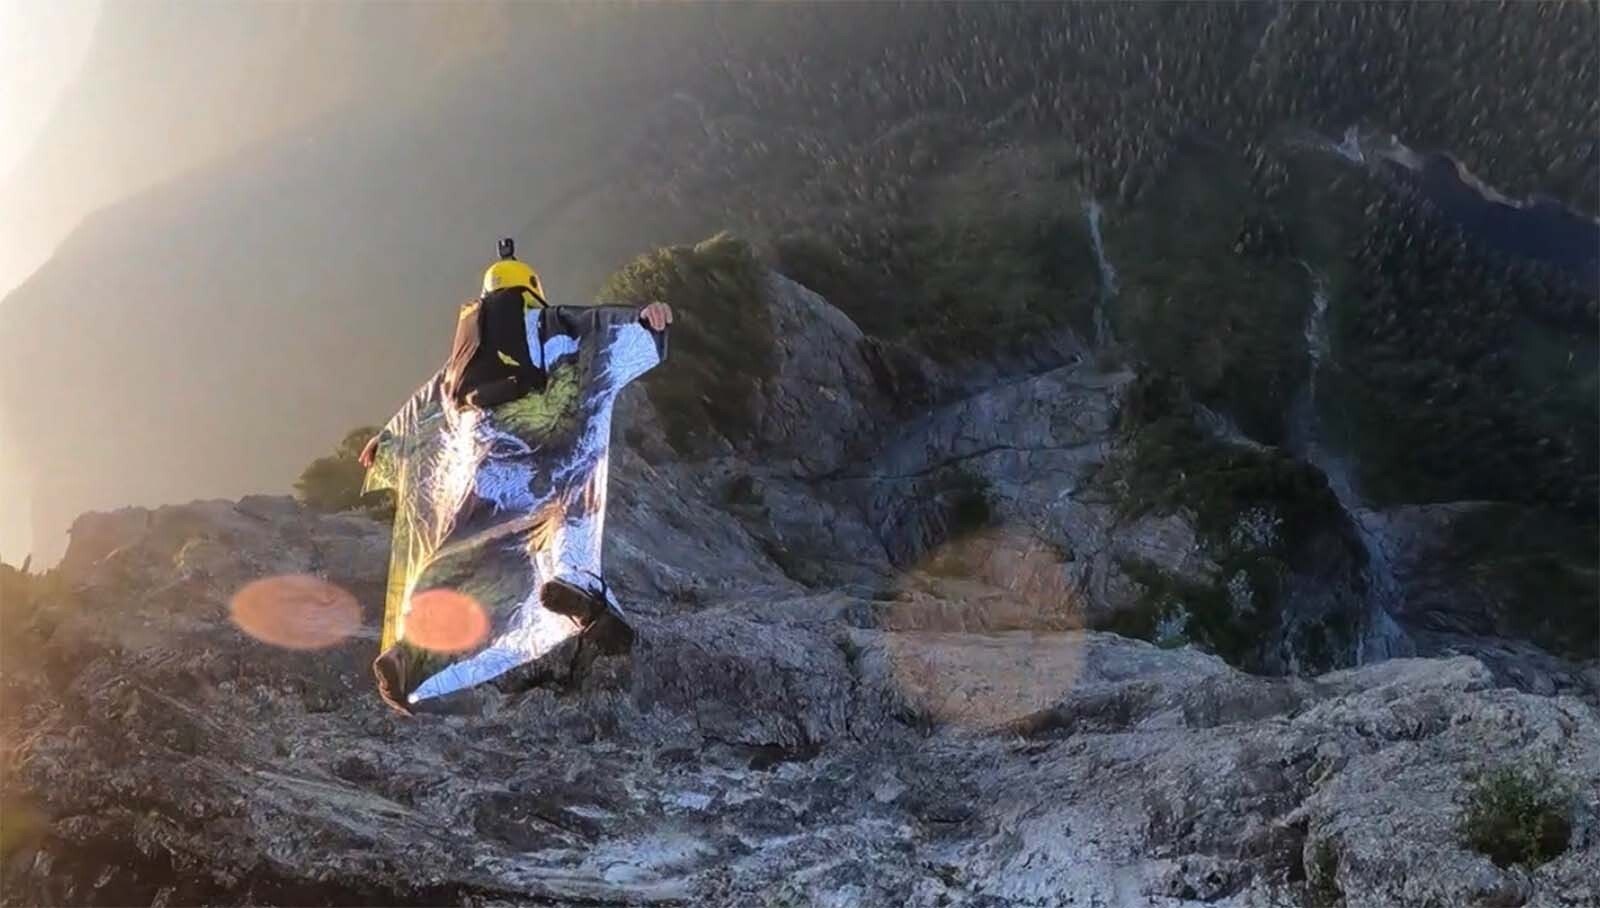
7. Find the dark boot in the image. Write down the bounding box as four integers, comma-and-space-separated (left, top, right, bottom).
540, 576, 607, 624
542, 575, 636, 656
372, 645, 413, 716
582, 609, 636, 656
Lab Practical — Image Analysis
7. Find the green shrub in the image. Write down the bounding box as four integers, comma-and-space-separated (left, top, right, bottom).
1307, 838, 1342, 907
1104, 372, 1359, 670
1294, 611, 1356, 674
769, 232, 880, 322
0, 559, 42, 631
0, 559, 73, 686
1105, 558, 1200, 643
294, 426, 394, 517
1459, 764, 1573, 869
598, 233, 772, 456
1112, 558, 1259, 662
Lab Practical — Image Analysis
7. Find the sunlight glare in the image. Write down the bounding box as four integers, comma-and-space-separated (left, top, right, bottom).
404, 588, 490, 654
229, 574, 360, 650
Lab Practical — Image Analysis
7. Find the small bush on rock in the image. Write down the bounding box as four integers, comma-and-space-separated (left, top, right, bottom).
295, 426, 394, 518
1459, 763, 1572, 869
599, 233, 771, 456
1307, 838, 1342, 907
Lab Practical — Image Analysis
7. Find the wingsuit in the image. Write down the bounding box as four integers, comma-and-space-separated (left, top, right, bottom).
363, 241, 668, 713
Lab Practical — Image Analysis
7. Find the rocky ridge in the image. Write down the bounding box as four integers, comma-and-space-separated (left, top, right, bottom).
3, 274, 1596, 906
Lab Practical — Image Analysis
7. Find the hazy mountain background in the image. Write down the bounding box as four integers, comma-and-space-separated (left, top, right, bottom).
2, 1, 1595, 563
0, 0, 623, 557
0, 1, 538, 296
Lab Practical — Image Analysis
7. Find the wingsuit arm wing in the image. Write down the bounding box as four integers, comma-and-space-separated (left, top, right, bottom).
361, 370, 446, 495
533, 304, 668, 386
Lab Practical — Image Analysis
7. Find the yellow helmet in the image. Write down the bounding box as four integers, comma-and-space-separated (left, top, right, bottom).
482, 259, 544, 298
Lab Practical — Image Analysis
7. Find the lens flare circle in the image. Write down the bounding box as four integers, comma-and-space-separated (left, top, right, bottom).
404, 589, 490, 654
882, 523, 1088, 730
229, 574, 360, 650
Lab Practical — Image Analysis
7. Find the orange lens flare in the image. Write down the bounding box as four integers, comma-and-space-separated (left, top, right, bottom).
404, 589, 490, 654
0, 797, 46, 859
229, 574, 360, 650
881, 523, 1089, 730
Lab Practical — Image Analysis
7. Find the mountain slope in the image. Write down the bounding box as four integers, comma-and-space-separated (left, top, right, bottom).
2, 3, 1594, 562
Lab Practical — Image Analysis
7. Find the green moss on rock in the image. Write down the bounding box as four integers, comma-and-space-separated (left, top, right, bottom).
768, 144, 1101, 364
1106, 372, 1359, 671
1307, 839, 1342, 907
598, 233, 772, 456
1459, 764, 1573, 869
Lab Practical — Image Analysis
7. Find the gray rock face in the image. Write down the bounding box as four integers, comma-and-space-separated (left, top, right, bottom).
816, 353, 1370, 672
821, 361, 1189, 625
755, 274, 892, 476
55, 495, 391, 612
1383, 502, 1508, 638
1378, 501, 1599, 698
6, 507, 1597, 906
4, 274, 1595, 906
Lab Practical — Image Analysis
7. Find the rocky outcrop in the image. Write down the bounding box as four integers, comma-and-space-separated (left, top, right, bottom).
55, 495, 390, 608
1375, 501, 1600, 697
1381, 502, 1581, 646
754, 274, 901, 475
4, 272, 1596, 906
3, 499, 1598, 907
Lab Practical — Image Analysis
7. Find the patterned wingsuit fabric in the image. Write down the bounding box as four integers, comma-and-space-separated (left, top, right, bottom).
363, 305, 666, 706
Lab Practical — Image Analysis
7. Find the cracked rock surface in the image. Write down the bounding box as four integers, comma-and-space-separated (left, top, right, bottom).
7, 534, 1598, 906
4, 275, 1595, 906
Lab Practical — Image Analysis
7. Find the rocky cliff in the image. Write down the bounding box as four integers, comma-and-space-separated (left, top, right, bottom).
4, 272, 1596, 906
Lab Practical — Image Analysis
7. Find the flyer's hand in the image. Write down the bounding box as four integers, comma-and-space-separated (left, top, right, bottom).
640, 301, 674, 332
358, 435, 381, 469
